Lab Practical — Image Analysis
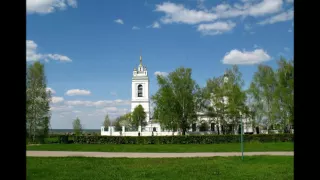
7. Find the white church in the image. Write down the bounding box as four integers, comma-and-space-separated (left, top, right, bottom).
101, 56, 254, 136
130, 55, 161, 133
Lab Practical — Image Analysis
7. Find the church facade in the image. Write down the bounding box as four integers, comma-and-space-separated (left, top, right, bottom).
101, 56, 254, 136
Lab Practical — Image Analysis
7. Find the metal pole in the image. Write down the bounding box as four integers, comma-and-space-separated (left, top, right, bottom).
241, 114, 244, 160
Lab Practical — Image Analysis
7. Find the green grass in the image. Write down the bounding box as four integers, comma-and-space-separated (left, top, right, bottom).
27, 142, 293, 152
27, 156, 293, 180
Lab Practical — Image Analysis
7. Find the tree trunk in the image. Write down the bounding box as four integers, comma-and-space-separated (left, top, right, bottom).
181, 117, 187, 135
182, 128, 186, 135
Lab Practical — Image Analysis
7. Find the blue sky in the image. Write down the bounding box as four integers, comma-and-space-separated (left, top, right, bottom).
26, 0, 294, 129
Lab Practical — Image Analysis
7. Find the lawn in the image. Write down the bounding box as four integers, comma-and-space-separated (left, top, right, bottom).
27, 142, 293, 152
27, 156, 293, 180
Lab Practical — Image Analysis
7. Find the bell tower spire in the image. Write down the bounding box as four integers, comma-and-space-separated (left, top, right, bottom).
139, 49, 142, 66
139, 55, 142, 65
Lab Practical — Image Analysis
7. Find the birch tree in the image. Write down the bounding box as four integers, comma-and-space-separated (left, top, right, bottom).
223, 65, 248, 134
103, 114, 111, 130
249, 65, 277, 133
131, 105, 147, 128
205, 76, 227, 134
26, 62, 51, 142
73, 117, 82, 136
152, 67, 198, 135
273, 58, 294, 132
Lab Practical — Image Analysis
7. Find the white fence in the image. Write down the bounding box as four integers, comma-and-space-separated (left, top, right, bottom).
101, 126, 181, 136
100, 126, 256, 136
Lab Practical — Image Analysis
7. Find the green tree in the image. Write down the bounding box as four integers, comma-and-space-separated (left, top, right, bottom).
152, 67, 199, 135
152, 81, 180, 132
72, 117, 82, 136
26, 62, 51, 142
249, 65, 277, 133
132, 105, 147, 129
223, 65, 248, 134
205, 76, 228, 134
273, 58, 294, 132
114, 113, 133, 131
103, 114, 111, 129
245, 92, 262, 134
114, 117, 122, 131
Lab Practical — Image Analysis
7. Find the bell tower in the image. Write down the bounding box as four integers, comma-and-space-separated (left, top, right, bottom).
131, 55, 150, 123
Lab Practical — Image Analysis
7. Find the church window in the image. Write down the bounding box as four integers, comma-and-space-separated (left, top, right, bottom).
211, 123, 215, 131
192, 123, 197, 132
138, 85, 143, 97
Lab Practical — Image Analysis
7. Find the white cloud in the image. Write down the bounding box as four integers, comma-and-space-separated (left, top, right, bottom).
155, 2, 218, 24
197, 21, 236, 36
65, 100, 110, 107
212, 0, 283, 18
244, 24, 252, 31
258, 9, 293, 25
153, 0, 284, 35
100, 107, 118, 113
148, 21, 161, 28
222, 49, 271, 65
246, 0, 283, 16
26, 40, 72, 62
114, 19, 124, 24
114, 99, 128, 104
154, 71, 168, 76
27, 40, 42, 61
132, 26, 140, 30
67, 0, 77, 7
50, 105, 73, 112
45, 54, 72, 62
286, 0, 294, 3
72, 110, 81, 113
65, 89, 91, 96
27, 0, 77, 14
51, 96, 64, 103
65, 99, 130, 107
284, 47, 290, 52
46, 87, 56, 94
95, 107, 130, 117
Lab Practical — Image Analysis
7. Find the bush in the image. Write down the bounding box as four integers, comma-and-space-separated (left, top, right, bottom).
73, 134, 293, 144
26, 135, 45, 144
44, 137, 59, 144
58, 135, 69, 144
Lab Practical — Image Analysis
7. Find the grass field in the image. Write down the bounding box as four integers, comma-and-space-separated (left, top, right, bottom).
27, 156, 293, 180
27, 142, 293, 152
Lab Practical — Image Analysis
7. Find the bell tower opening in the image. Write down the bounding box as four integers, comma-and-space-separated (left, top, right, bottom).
137, 84, 143, 97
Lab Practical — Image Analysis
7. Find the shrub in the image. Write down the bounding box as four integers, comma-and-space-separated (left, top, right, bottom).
58, 135, 69, 144
27, 135, 45, 144
73, 134, 293, 144
44, 137, 59, 144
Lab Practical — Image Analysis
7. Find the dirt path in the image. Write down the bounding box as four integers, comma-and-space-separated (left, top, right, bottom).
26, 151, 293, 158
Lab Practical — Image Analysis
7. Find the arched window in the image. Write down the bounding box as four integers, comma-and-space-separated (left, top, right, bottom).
138, 85, 143, 97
